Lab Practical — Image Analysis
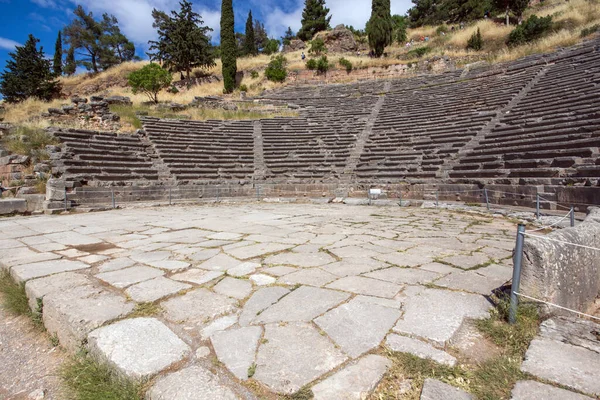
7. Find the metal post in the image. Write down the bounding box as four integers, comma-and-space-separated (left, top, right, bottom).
510, 224, 526, 324
484, 188, 490, 211
436, 191, 439, 207
536, 193, 540, 219
169, 188, 172, 205
111, 189, 116, 209
64, 187, 68, 211
570, 206, 575, 227
399, 190, 402, 207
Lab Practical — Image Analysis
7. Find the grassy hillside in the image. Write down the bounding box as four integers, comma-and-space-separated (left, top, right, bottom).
1, 0, 598, 131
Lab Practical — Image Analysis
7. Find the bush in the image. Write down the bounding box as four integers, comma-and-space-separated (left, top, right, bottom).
3, 126, 58, 163
316, 55, 329, 74
167, 85, 179, 94
264, 55, 287, 82
306, 59, 317, 70
308, 38, 327, 55
128, 63, 172, 103
239, 84, 248, 92
263, 39, 280, 55
507, 15, 553, 47
436, 25, 449, 35
250, 70, 259, 79
581, 24, 600, 38
338, 57, 353, 73
407, 46, 431, 58
467, 28, 483, 51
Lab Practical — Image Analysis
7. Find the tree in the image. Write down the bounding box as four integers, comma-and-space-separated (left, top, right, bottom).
407, 0, 494, 27
243, 11, 257, 56
281, 27, 295, 46
264, 55, 287, 82
466, 27, 483, 50
0, 35, 61, 103
263, 38, 280, 55
297, 0, 332, 41
507, 14, 553, 46
254, 20, 269, 52
148, 0, 215, 80
494, 0, 530, 25
63, 5, 135, 73
53, 32, 62, 76
64, 46, 76, 76
221, 0, 237, 93
309, 38, 327, 55
367, 0, 394, 57
128, 63, 172, 103
392, 14, 408, 43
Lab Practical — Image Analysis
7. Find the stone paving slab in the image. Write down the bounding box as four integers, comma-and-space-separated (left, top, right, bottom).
365, 267, 440, 286
11, 260, 90, 283
434, 269, 508, 295
44, 231, 103, 246
264, 252, 336, 268
24, 272, 90, 311
198, 253, 242, 271
321, 259, 385, 277
311, 354, 391, 400
211, 326, 262, 380
250, 274, 276, 285
124, 277, 191, 303
147, 366, 239, 400
511, 380, 594, 400
375, 251, 433, 267
386, 334, 457, 366
239, 287, 290, 326
441, 252, 493, 270
87, 318, 190, 380
213, 277, 253, 300
170, 269, 223, 285
145, 259, 190, 271
279, 268, 338, 287
95, 266, 164, 289
226, 242, 295, 260
420, 378, 473, 400
201, 314, 239, 340
161, 288, 238, 325
227, 261, 260, 277
326, 276, 403, 299
254, 322, 348, 394
1, 248, 62, 270
262, 266, 298, 276
315, 297, 401, 358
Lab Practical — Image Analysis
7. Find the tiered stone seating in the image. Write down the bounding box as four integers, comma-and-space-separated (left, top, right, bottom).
142, 118, 255, 182
53, 129, 159, 184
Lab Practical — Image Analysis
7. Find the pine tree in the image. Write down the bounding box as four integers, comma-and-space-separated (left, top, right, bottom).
243, 11, 257, 56
64, 46, 76, 76
254, 20, 269, 52
367, 0, 394, 57
297, 0, 332, 41
53, 32, 63, 76
221, 0, 237, 93
0, 35, 61, 103
281, 27, 295, 46
148, 0, 215, 80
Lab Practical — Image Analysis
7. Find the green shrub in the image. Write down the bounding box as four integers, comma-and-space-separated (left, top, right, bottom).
507, 15, 553, 47
167, 85, 179, 94
467, 28, 483, 51
128, 63, 172, 103
338, 57, 353, 73
306, 58, 317, 70
263, 38, 281, 55
308, 38, 327, 55
407, 46, 431, 58
250, 70, 259, 79
581, 24, 600, 38
264, 55, 287, 82
239, 84, 248, 92
3, 126, 58, 162
436, 25, 449, 35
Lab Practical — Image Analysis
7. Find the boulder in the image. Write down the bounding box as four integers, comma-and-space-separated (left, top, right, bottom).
71, 96, 88, 104
90, 95, 105, 102
313, 25, 358, 53
47, 108, 65, 116
46, 178, 66, 201
283, 39, 306, 53
105, 96, 132, 105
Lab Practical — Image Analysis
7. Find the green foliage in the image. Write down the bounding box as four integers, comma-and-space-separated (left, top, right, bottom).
367, 0, 394, 57
167, 85, 179, 94
467, 27, 483, 50
0, 270, 31, 317
297, 0, 332, 41
281, 27, 295, 46
62, 351, 142, 400
306, 58, 318, 70
63, 5, 135, 73
64, 46, 76, 76
243, 11, 258, 56
315, 55, 330, 74
263, 38, 281, 55
0, 35, 61, 103
436, 24, 449, 34
265, 55, 288, 82
3, 125, 58, 162
494, 0, 530, 20
507, 14, 553, 46
308, 38, 327, 55
221, 0, 237, 93
239, 84, 248, 92
338, 57, 353, 73
53, 32, 63, 76
407, 45, 431, 58
148, 0, 215, 80
254, 20, 269, 53
581, 24, 600, 38
250, 70, 259, 79
128, 63, 172, 104
392, 14, 408, 43
346, 25, 366, 37
408, 0, 495, 27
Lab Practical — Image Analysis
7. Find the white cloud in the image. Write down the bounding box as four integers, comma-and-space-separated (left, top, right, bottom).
30, 0, 58, 7
0, 37, 21, 51
264, 6, 303, 39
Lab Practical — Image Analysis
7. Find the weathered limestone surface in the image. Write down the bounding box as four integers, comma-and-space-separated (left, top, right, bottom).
87, 318, 191, 380
95, 266, 164, 288
386, 334, 456, 366
0, 199, 27, 215
239, 287, 289, 326
147, 366, 239, 400
211, 326, 262, 380
521, 207, 600, 314
511, 381, 594, 400
124, 277, 191, 303
11, 260, 89, 283
24, 272, 90, 311
420, 379, 473, 400
213, 277, 253, 300
161, 288, 238, 325
326, 276, 403, 299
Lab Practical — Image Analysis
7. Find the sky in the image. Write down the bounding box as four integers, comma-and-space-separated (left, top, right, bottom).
0, 0, 412, 71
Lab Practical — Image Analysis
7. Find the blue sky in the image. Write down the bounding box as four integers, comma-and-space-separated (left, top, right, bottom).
0, 0, 412, 71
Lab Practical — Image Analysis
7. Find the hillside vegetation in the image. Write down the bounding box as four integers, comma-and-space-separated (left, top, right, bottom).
1, 0, 598, 130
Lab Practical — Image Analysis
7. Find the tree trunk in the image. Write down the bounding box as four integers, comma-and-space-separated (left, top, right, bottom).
506, 5, 510, 26
91, 53, 98, 73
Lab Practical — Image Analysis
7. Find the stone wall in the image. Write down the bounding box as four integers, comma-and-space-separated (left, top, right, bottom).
521, 207, 600, 316
43, 95, 131, 131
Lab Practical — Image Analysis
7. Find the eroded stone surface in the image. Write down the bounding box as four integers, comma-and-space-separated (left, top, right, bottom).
147, 366, 239, 400
511, 380, 594, 400
386, 334, 456, 366
95, 266, 164, 288
11, 260, 89, 283
279, 268, 338, 287
264, 252, 336, 267
213, 277, 253, 300
125, 277, 191, 303
201, 314, 239, 340
239, 287, 290, 326
326, 276, 402, 299
24, 272, 90, 311
420, 378, 473, 400
170, 269, 223, 285
365, 267, 439, 286
211, 326, 262, 380
227, 262, 260, 277
161, 288, 238, 325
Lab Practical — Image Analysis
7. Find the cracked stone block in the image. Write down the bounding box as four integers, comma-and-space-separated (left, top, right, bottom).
147, 366, 238, 400
146, 260, 190, 271
98, 257, 135, 273
420, 379, 473, 400
213, 277, 252, 300
95, 266, 164, 288
315, 297, 401, 358
250, 274, 276, 285
262, 266, 298, 277
187, 248, 220, 262
42, 285, 134, 352
130, 251, 171, 264
79, 254, 109, 264
326, 276, 403, 299
125, 277, 191, 303
393, 286, 491, 347
198, 253, 242, 271
375, 251, 433, 267
227, 262, 260, 277
385, 334, 456, 366
365, 267, 440, 286
211, 326, 262, 380
419, 262, 459, 274
253, 286, 350, 324
312, 354, 391, 400
161, 288, 238, 325
44, 231, 103, 246
201, 314, 239, 340
226, 242, 295, 260
87, 318, 190, 380
264, 252, 336, 268
171, 269, 223, 285
442, 253, 492, 270
11, 260, 90, 283
321, 259, 385, 277
511, 380, 594, 400
239, 287, 290, 326
327, 246, 383, 259
279, 268, 338, 287
254, 322, 347, 394
24, 272, 90, 311
434, 268, 509, 295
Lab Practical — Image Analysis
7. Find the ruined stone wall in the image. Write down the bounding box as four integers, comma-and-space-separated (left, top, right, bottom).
521, 207, 600, 316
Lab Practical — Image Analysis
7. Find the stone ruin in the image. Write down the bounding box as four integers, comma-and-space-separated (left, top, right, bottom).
43, 95, 131, 131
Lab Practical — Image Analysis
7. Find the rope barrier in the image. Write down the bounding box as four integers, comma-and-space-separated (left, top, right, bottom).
528, 210, 573, 232
513, 291, 600, 322
521, 232, 600, 252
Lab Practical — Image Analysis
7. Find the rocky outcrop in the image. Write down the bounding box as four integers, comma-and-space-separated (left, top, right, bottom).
313, 25, 358, 53
283, 39, 306, 53
189, 97, 238, 111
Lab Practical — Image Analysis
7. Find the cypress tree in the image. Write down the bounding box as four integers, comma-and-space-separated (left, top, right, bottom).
221, 0, 237, 93
366, 0, 394, 57
64, 46, 76, 76
53, 31, 63, 76
243, 11, 257, 56
297, 0, 332, 41
0, 34, 61, 103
